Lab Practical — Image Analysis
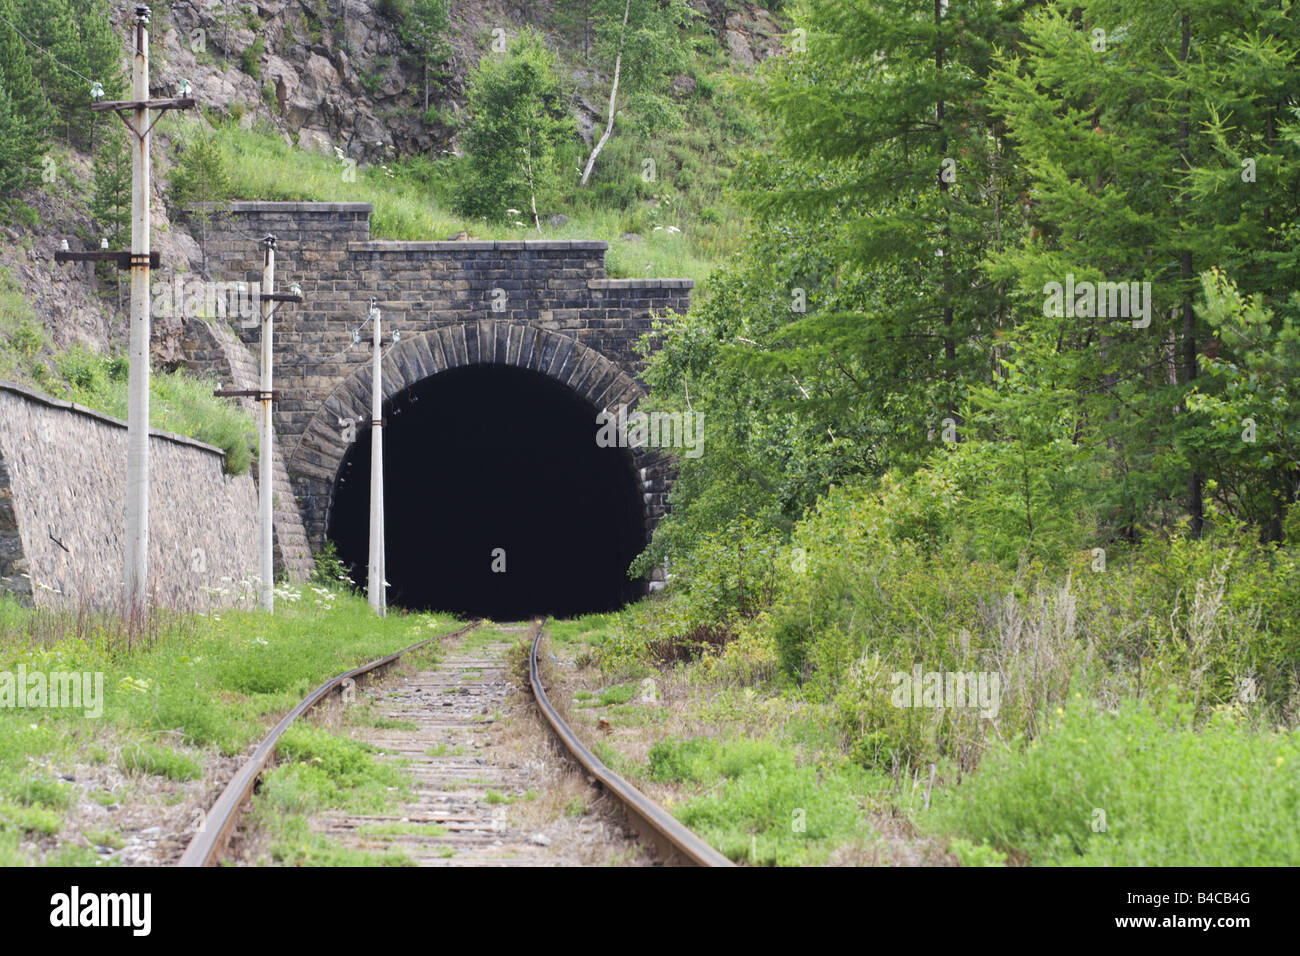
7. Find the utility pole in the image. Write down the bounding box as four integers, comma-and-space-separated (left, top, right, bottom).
367, 298, 386, 615
57, 6, 195, 621
213, 250, 302, 613
258, 236, 277, 611
123, 5, 153, 620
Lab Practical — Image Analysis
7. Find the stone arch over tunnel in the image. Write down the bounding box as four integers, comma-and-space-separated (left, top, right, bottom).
289, 323, 671, 618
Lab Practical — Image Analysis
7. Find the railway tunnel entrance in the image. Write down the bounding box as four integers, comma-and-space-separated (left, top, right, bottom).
326, 363, 647, 620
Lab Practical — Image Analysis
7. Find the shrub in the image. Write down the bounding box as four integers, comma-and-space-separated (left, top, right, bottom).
453, 29, 576, 222
240, 37, 264, 80
649, 736, 873, 865
928, 696, 1300, 865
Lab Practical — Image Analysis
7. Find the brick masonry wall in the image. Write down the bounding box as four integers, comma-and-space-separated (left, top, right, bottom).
0, 383, 260, 610
193, 202, 692, 555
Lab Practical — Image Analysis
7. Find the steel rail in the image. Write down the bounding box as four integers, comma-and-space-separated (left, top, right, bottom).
527, 619, 734, 867
178, 618, 482, 867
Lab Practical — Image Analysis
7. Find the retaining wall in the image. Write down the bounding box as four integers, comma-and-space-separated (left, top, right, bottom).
0, 382, 260, 610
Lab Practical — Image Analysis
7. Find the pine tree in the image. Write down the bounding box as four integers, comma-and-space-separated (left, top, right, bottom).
91, 131, 130, 248
401, 0, 451, 115
736, 0, 1026, 461
0, 0, 49, 195
170, 130, 232, 274
89, 130, 130, 305
17, 0, 123, 148
0, 85, 28, 198
982, 0, 1300, 539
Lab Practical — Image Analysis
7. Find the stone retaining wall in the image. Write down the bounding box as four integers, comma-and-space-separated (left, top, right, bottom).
0, 382, 260, 610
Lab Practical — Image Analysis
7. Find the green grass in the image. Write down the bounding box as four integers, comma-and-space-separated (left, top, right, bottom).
543, 613, 619, 649
262, 724, 410, 814
574, 682, 638, 708
368, 717, 419, 731
0, 332, 259, 476
84, 828, 125, 850
182, 118, 724, 290
0, 802, 62, 837
926, 696, 1300, 866
0, 267, 47, 385
646, 736, 878, 866
0, 589, 462, 864
250, 723, 418, 866
117, 742, 202, 782
51, 347, 258, 475
425, 743, 464, 757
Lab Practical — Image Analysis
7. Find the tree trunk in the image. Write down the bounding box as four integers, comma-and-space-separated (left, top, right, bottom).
580, 0, 630, 187
935, 0, 957, 426
1179, 13, 1203, 536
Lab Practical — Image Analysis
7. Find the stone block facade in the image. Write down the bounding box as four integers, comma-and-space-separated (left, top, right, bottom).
192, 202, 691, 553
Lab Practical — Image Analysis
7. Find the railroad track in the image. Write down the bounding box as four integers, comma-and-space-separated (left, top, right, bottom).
179, 617, 730, 867
526, 619, 732, 867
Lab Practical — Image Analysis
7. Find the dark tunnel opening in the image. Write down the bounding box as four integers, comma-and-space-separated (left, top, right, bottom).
326, 363, 647, 620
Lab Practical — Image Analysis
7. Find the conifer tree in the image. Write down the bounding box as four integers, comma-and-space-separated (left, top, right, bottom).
981, 0, 1300, 538
0, 0, 49, 195
171, 130, 232, 274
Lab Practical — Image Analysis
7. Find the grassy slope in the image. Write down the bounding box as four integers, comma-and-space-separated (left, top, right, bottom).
181, 25, 764, 294
0, 588, 462, 865
0, 271, 258, 474
547, 595, 1300, 867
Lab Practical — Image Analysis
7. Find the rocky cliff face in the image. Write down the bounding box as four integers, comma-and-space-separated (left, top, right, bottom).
2, 1, 783, 377
148, 0, 783, 164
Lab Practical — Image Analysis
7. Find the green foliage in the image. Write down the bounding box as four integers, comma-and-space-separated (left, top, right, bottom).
929, 697, 1300, 865
578, 0, 699, 182
0, 589, 462, 861
10, 775, 73, 810
647, 736, 874, 865
118, 742, 202, 781
171, 124, 232, 271
0, 266, 48, 381
171, 127, 232, 213
90, 132, 130, 256
0, 0, 48, 196
311, 540, 355, 592
1186, 271, 1300, 538
395, 0, 451, 111
272, 724, 404, 806
49, 348, 257, 476
240, 37, 264, 80
252, 723, 416, 866
454, 29, 576, 223
16, 0, 124, 148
